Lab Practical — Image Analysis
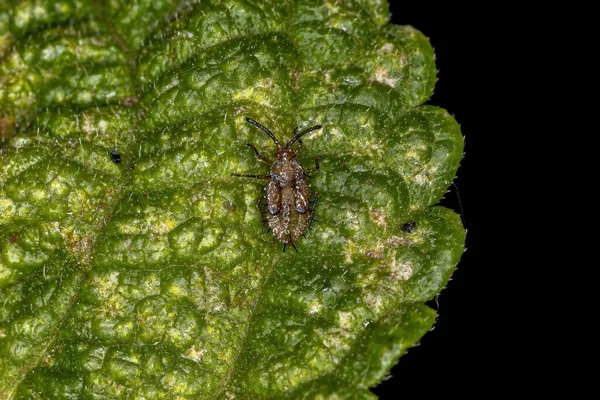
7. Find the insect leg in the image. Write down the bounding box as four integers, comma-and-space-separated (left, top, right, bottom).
231, 173, 270, 179
309, 194, 320, 217
309, 193, 319, 210
287, 234, 298, 252
257, 197, 270, 232
246, 143, 273, 164
308, 193, 319, 229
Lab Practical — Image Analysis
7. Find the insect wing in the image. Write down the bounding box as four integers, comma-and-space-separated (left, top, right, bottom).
294, 179, 310, 214
266, 180, 281, 215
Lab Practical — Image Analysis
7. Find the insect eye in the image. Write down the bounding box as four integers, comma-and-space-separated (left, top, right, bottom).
268, 204, 280, 215
296, 205, 308, 214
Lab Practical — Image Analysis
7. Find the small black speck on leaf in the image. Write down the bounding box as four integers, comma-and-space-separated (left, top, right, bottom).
402, 221, 416, 232
111, 150, 121, 164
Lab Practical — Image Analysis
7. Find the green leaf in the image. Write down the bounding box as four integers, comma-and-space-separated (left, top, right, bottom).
0, 0, 465, 398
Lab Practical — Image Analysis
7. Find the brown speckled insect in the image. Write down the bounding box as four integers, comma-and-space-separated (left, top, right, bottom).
232, 117, 322, 252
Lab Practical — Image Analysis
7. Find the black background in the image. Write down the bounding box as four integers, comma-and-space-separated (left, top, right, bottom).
371, 3, 493, 398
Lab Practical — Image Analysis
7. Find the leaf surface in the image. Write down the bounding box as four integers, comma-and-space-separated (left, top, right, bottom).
0, 1, 465, 398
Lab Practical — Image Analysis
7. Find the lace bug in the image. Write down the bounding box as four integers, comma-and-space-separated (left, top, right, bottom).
232, 117, 322, 252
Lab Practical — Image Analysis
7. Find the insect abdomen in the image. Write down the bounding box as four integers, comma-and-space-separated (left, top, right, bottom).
267, 185, 311, 245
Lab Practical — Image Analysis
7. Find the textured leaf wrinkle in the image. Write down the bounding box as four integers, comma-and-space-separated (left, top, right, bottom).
232, 117, 322, 252
0, 0, 467, 397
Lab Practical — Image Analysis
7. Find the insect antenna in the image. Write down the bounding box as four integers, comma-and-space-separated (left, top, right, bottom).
246, 117, 282, 149
286, 124, 322, 149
